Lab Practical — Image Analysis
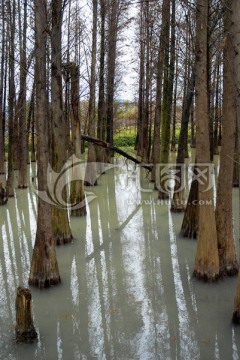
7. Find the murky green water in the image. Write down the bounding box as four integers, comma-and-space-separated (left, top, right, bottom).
0, 158, 240, 360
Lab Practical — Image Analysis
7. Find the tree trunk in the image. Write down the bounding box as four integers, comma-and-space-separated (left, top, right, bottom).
85, 0, 98, 186
15, 287, 37, 342
151, 0, 168, 183
0, 3, 5, 175
27, 82, 36, 163
18, 0, 28, 188
171, 51, 178, 153
190, 103, 196, 148
233, 131, 239, 187
158, 0, 173, 200
141, 0, 151, 163
213, 61, 220, 155
193, 0, 219, 282
29, 0, 61, 288
105, 0, 119, 161
96, 0, 106, 164
215, 0, 238, 277
64, 63, 86, 217
171, 68, 195, 212
6, 0, 16, 198
180, 167, 198, 238
51, 0, 72, 245
232, 0, 240, 325
136, 1, 145, 157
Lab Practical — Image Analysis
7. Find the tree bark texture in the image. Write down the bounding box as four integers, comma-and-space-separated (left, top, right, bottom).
215, 0, 238, 277
15, 287, 37, 342
29, 0, 61, 288
193, 0, 219, 282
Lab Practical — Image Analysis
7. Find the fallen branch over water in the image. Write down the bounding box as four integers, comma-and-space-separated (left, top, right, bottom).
81, 134, 153, 172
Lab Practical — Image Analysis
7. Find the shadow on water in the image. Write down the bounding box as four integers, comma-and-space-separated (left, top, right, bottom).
0, 159, 240, 359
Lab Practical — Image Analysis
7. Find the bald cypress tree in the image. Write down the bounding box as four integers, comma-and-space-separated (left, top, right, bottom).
29, 0, 61, 288
193, 0, 219, 282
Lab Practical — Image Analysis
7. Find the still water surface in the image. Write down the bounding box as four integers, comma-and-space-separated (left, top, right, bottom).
0, 158, 240, 360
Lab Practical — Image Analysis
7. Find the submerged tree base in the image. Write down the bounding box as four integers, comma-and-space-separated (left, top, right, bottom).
219, 264, 239, 278
28, 238, 61, 289
55, 234, 73, 246
15, 287, 38, 342
52, 207, 73, 246
193, 270, 219, 282
28, 276, 61, 289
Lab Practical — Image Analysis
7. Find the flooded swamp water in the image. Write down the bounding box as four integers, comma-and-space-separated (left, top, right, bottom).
0, 157, 240, 360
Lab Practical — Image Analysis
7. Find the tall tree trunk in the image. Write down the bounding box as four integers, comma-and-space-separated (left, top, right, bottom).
96, 0, 106, 163
215, 1, 238, 277
105, 0, 119, 160
51, 0, 72, 245
171, 68, 195, 212
18, 0, 28, 188
180, 165, 199, 238
64, 63, 86, 217
190, 103, 196, 148
29, 0, 61, 288
233, 131, 239, 187
158, 0, 174, 200
232, 0, 240, 324
27, 82, 36, 163
85, 0, 98, 186
0, 3, 6, 175
141, 0, 150, 163
213, 60, 220, 155
136, 1, 144, 157
6, 0, 16, 197
193, 0, 219, 282
151, 0, 171, 184
97, 1, 106, 139
171, 51, 178, 153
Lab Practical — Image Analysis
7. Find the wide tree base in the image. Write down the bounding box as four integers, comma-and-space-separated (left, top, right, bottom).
193, 270, 219, 283
55, 234, 73, 246
52, 207, 73, 246
219, 264, 238, 278
29, 276, 61, 289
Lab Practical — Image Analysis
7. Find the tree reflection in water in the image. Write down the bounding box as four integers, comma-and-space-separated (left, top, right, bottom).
0, 160, 239, 359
